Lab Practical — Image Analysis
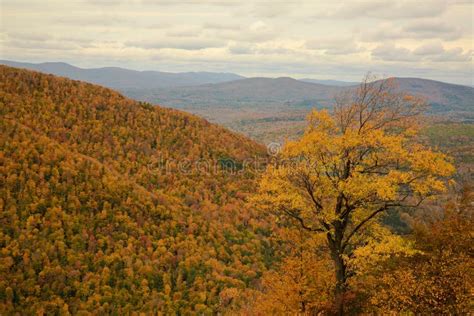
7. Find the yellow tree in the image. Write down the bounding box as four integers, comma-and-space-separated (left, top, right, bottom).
256, 76, 455, 315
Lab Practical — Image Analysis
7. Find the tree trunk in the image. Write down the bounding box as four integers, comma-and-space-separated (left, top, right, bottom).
333, 253, 346, 316
328, 235, 347, 316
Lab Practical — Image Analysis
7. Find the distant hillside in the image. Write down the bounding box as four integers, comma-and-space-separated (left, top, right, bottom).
129, 76, 472, 114
129, 77, 340, 109
0, 65, 272, 314
389, 77, 474, 116
128, 76, 473, 136
0, 60, 244, 89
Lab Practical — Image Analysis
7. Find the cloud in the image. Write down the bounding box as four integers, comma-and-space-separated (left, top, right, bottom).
228, 42, 298, 56
305, 38, 362, 55
82, 0, 125, 6
413, 42, 446, 55
363, 20, 463, 42
213, 20, 277, 43
372, 42, 471, 62
166, 29, 202, 38
84, 0, 242, 6
402, 20, 462, 40
3, 32, 84, 51
228, 44, 254, 55
8, 32, 51, 42
251, 2, 300, 18
55, 14, 126, 26
125, 38, 226, 50
5, 39, 78, 51
430, 48, 472, 62
335, 0, 448, 19
1, 0, 472, 85
203, 22, 241, 31
371, 44, 418, 62
413, 42, 471, 61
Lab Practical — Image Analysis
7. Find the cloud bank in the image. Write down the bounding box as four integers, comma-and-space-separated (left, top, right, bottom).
0, 0, 472, 85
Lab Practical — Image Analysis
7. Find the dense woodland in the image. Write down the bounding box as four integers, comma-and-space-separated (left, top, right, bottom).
0, 66, 472, 314
0, 66, 273, 314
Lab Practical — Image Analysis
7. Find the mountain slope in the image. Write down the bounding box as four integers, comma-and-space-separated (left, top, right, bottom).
0, 65, 271, 314
0, 60, 244, 89
126, 77, 341, 111
130, 76, 473, 114
389, 77, 474, 116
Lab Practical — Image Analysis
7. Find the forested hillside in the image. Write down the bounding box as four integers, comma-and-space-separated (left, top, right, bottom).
0, 66, 271, 314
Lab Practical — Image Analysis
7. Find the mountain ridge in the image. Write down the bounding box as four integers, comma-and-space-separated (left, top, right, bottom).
0, 60, 245, 89
2, 59, 472, 89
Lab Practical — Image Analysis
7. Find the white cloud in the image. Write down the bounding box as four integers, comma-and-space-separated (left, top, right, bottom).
202, 22, 241, 31
335, 0, 448, 19
251, 2, 301, 18
372, 44, 419, 62
413, 42, 471, 62
402, 20, 462, 40
372, 42, 471, 62
212, 21, 277, 43
363, 20, 463, 42
228, 43, 254, 55
166, 29, 202, 38
305, 38, 362, 55
125, 38, 226, 50
413, 42, 446, 55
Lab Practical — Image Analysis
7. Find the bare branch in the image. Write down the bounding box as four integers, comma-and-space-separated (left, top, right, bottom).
342, 205, 387, 251
279, 207, 326, 233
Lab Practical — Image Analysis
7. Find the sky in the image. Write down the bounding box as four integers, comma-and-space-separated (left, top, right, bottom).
1, 0, 473, 85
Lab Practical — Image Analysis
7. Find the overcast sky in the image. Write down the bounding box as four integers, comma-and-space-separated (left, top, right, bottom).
1, 0, 472, 85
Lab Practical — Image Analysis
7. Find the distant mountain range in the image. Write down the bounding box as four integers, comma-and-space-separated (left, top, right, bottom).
0, 60, 245, 89
129, 77, 341, 109
128, 76, 473, 117
2, 60, 472, 134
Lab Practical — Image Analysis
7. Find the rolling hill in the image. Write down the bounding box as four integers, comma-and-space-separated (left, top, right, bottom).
389, 77, 474, 115
131, 76, 473, 114
0, 65, 272, 314
127, 77, 340, 109
125, 76, 473, 142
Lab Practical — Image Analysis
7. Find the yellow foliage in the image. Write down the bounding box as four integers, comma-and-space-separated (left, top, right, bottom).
254, 77, 455, 313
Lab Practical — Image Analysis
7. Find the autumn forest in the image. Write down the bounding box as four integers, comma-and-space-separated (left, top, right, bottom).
0, 62, 472, 315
